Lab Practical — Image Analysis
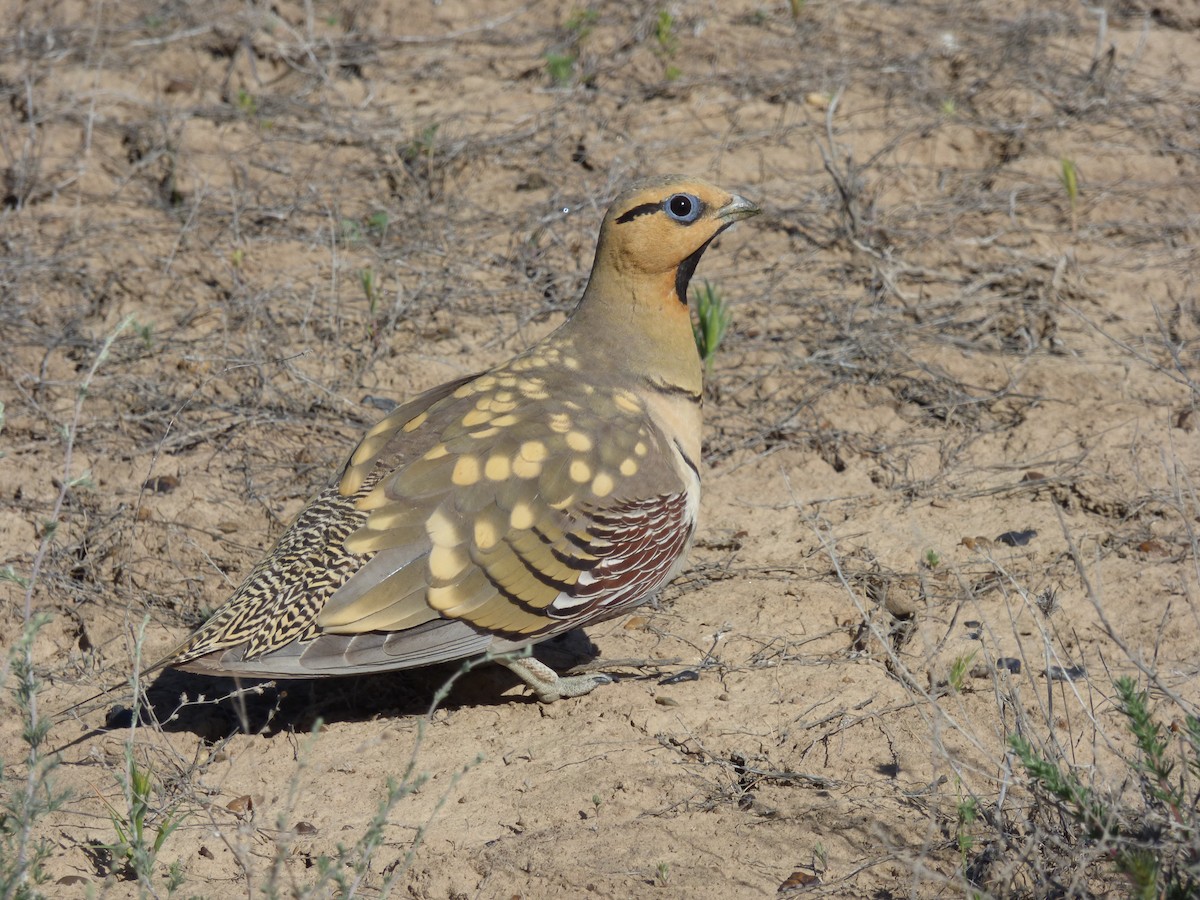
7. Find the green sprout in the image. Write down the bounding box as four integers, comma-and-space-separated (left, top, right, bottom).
691, 280, 732, 372
360, 268, 379, 319
545, 52, 576, 87
101, 757, 186, 884
655, 860, 670, 886
545, 9, 597, 88
1060, 157, 1080, 233
947, 650, 976, 693
655, 10, 677, 55
235, 89, 257, 116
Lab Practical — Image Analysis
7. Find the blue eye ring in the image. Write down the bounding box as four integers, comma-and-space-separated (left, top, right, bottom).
664, 193, 702, 223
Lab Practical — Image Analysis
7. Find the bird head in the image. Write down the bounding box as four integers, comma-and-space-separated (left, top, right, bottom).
555, 176, 759, 395
593, 176, 761, 306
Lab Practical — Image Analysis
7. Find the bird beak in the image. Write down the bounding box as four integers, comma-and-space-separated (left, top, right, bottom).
715, 193, 761, 223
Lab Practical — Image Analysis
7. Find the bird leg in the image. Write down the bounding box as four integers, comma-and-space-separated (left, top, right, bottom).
503, 657, 614, 702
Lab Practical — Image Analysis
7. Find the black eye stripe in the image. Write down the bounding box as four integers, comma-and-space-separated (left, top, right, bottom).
615, 202, 661, 224
614, 194, 705, 225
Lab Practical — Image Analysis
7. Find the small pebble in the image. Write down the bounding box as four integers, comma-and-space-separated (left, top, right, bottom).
361, 395, 398, 412
142, 475, 180, 493
997, 529, 1037, 547
1046, 664, 1086, 682
659, 669, 699, 686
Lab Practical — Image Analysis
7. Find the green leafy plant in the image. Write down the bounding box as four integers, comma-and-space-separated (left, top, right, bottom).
361, 267, 390, 341
400, 123, 442, 191
545, 9, 597, 87
400, 123, 440, 167
1, 615, 69, 900
0, 565, 28, 588
654, 10, 677, 55
955, 790, 978, 858
101, 755, 186, 885
1010, 678, 1200, 899
691, 280, 732, 372
1060, 156, 1080, 233
545, 51, 576, 87
653, 9, 680, 80
947, 651, 976, 694
338, 213, 389, 248
412, 123, 439, 156
365, 210, 390, 238
952, 788, 988, 900
360, 268, 378, 315
567, 8, 598, 37
339, 218, 363, 243
655, 860, 670, 886
235, 88, 257, 116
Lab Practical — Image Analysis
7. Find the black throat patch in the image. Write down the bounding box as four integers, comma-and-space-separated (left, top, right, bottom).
674, 222, 731, 304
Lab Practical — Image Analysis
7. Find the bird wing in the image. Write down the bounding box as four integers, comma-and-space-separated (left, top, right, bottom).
173, 356, 696, 677
168, 373, 476, 670
313, 358, 694, 649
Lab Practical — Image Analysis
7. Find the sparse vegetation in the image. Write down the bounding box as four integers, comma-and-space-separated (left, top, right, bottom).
654, 9, 677, 55
545, 8, 598, 87
1060, 156, 1081, 233
655, 860, 671, 886
1009, 679, 1200, 899
545, 51, 576, 87
954, 788, 979, 873
653, 9, 680, 80
691, 280, 732, 372
234, 88, 257, 116
1, 0, 1195, 896
1, 617, 69, 900
947, 651, 976, 694
360, 267, 378, 314
99, 755, 186, 886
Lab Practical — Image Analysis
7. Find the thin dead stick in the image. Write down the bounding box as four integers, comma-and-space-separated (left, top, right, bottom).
1055, 505, 1195, 713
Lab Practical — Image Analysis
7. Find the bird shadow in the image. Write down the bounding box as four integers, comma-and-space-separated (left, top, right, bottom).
93, 630, 603, 742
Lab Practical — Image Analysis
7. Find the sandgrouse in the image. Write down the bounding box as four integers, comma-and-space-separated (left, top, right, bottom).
168, 176, 759, 701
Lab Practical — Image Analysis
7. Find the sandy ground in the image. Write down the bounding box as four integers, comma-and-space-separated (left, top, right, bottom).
2, 1, 1198, 897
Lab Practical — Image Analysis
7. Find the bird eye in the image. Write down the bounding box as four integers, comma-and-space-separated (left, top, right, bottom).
665, 193, 701, 223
